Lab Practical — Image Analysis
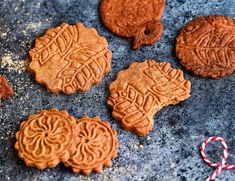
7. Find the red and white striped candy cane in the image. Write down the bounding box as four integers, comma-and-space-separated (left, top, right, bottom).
200, 136, 235, 181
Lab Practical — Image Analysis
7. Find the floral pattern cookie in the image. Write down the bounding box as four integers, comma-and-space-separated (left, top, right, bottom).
15, 109, 76, 170
65, 115, 118, 175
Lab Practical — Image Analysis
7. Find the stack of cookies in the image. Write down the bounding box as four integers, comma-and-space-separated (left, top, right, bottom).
15, 109, 118, 176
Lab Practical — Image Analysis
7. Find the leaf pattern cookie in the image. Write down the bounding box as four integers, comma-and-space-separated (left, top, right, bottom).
176, 15, 235, 79
29, 23, 112, 94
100, 0, 165, 49
0, 75, 14, 104
107, 60, 191, 136
15, 109, 76, 170
65, 115, 118, 176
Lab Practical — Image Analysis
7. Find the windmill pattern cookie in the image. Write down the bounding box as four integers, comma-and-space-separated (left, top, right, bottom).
100, 0, 165, 49
65, 116, 118, 176
107, 60, 191, 136
29, 23, 112, 94
176, 15, 235, 79
15, 109, 76, 170
0, 75, 14, 103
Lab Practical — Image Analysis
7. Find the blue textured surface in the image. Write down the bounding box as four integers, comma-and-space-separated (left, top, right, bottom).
0, 0, 235, 180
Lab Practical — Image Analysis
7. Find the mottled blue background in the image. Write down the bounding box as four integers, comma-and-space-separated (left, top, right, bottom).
0, 0, 235, 180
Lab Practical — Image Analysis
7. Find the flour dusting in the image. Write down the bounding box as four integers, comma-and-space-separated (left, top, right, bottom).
0, 53, 28, 73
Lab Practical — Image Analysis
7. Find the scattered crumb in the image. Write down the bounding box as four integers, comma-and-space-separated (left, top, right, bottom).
0, 53, 28, 73
22, 30, 27, 36
133, 144, 138, 149
27, 22, 42, 31
134, 144, 144, 149
22, 21, 43, 36
170, 161, 176, 169
147, 136, 152, 140
0, 32, 7, 38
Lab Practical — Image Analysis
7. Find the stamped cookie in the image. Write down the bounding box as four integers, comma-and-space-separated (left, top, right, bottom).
100, 0, 165, 49
65, 115, 118, 176
15, 109, 76, 170
176, 15, 235, 79
29, 23, 112, 94
0, 75, 14, 103
107, 60, 191, 136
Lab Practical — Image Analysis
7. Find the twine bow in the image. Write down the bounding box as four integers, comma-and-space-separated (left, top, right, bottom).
200, 136, 235, 181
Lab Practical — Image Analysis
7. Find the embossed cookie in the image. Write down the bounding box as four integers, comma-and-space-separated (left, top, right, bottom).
0, 75, 14, 103
29, 23, 112, 94
65, 115, 118, 176
107, 60, 191, 136
176, 15, 235, 79
15, 109, 76, 170
100, 0, 165, 49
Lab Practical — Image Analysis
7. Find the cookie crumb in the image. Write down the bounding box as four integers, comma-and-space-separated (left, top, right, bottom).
27, 22, 42, 30
134, 144, 144, 149
0, 32, 7, 38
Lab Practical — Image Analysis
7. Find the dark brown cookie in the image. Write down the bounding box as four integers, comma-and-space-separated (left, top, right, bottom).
107, 60, 191, 136
0, 75, 14, 103
176, 15, 235, 79
100, 0, 165, 50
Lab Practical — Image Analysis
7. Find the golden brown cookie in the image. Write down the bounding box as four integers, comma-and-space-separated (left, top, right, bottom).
65, 115, 118, 176
107, 60, 191, 136
176, 15, 235, 79
0, 75, 14, 102
15, 109, 76, 170
100, 0, 165, 49
29, 23, 112, 94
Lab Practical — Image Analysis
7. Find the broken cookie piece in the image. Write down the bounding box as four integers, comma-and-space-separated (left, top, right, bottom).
65, 115, 118, 175
0, 75, 14, 104
107, 60, 191, 136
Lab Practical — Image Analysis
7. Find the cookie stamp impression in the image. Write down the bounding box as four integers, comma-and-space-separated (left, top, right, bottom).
15, 109, 76, 170
100, 0, 165, 49
107, 60, 191, 136
65, 115, 118, 176
176, 15, 235, 79
29, 23, 112, 94
0, 75, 14, 103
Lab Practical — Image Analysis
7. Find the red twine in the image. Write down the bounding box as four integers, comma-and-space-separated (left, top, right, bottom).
200, 136, 235, 181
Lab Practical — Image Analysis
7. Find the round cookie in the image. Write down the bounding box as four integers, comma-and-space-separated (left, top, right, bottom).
107, 60, 191, 136
15, 109, 76, 170
100, 0, 165, 49
176, 15, 235, 79
29, 23, 112, 94
65, 115, 118, 176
